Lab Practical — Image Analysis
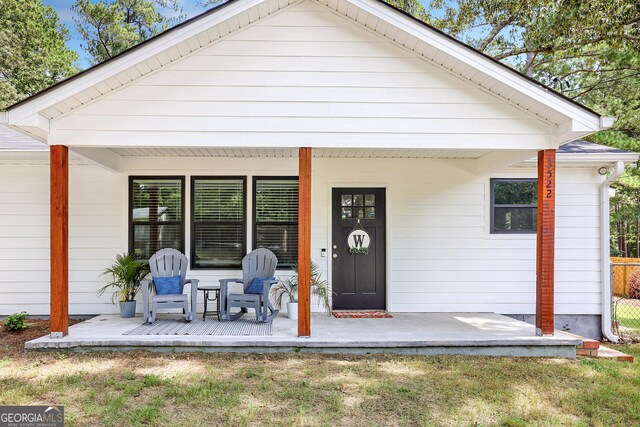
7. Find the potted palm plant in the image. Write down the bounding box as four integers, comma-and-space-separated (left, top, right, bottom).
98, 253, 150, 318
271, 262, 332, 319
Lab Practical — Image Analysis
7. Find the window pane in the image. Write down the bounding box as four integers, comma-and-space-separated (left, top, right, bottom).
193, 224, 244, 268
353, 194, 364, 206
365, 207, 376, 219
193, 179, 243, 221
341, 207, 352, 219
256, 224, 298, 266
493, 207, 537, 232
255, 179, 299, 222
365, 194, 375, 206
131, 178, 183, 258
132, 178, 182, 222
341, 195, 352, 207
133, 224, 182, 259
493, 181, 537, 205
354, 207, 364, 219
192, 178, 245, 268
254, 178, 299, 267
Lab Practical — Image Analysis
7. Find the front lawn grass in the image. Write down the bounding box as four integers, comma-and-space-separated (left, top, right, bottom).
0, 340, 639, 426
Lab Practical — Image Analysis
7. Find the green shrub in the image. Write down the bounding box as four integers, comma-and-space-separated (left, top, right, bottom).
629, 270, 640, 299
3, 312, 29, 331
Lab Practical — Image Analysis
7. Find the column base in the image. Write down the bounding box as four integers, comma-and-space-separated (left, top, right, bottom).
536, 328, 554, 337
50, 332, 65, 339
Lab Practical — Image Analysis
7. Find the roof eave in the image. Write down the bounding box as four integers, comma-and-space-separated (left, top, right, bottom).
530, 152, 639, 165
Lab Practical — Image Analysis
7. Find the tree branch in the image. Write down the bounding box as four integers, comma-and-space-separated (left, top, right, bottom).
476, 16, 515, 52
94, 18, 112, 59
559, 67, 640, 80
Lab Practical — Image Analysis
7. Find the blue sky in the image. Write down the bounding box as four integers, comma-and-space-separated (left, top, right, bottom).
42, 0, 211, 69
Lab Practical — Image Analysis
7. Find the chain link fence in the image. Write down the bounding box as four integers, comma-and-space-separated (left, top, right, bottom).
611, 261, 640, 342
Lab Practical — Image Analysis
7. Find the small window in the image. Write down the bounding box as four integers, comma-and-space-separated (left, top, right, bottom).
491, 179, 537, 234
191, 177, 246, 269
130, 177, 185, 259
253, 177, 298, 267
341, 193, 376, 219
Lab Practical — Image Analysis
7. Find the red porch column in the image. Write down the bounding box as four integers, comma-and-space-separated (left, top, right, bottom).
50, 145, 69, 337
536, 149, 556, 336
298, 147, 311, 337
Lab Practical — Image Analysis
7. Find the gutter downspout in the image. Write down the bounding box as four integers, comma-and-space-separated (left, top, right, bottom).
600, 161, 624, 343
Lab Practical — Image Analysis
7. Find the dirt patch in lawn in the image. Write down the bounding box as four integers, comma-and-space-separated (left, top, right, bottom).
0, 318, 83, 355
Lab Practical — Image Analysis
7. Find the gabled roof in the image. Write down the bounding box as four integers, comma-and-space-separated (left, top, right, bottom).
1, 0, 613, 144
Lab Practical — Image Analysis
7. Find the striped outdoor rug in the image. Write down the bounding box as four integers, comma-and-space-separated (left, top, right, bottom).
124, 319, 272, 336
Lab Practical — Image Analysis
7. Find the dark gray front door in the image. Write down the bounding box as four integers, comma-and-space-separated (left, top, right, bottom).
332, 188, 386, 310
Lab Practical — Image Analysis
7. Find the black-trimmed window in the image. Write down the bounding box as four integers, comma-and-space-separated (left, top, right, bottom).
253, 177, 298, 267
491, 178, 537, 234
129, 176, 185, 259
191, 177, 246, 269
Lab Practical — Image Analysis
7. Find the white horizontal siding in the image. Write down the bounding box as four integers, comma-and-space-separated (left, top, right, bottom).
0, 165, 127, 315
0, 156, 603, 316
51, 0, 553, 150
311, 157, 603, 315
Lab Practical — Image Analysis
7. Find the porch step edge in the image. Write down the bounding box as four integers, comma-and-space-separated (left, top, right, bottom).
556, 330, 600, 349
25, 337, 584, 350
25, 343, 577, 357
578, 345, 634, 362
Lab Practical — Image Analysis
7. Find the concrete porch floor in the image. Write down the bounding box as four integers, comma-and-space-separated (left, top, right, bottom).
25, 312, 583, 357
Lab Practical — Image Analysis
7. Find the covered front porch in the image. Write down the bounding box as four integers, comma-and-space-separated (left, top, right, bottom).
26, 312, 582, 357
45, 146, 559, 340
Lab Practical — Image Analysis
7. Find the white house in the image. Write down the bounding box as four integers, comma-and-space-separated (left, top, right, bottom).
1, 0, 637, 341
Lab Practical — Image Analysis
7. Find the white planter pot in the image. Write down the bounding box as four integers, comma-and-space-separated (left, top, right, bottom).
287, 302, 298, 319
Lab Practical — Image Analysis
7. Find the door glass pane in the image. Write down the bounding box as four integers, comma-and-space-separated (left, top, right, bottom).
353, 194, 364, 206
365, 194, 375, 206
354, 208, 364, 219
341, 195, 352, 206
365, 207, 376, 219
341, 207, 352, 219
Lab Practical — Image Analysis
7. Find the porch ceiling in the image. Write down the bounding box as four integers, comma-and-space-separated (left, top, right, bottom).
109, 147, 490, 159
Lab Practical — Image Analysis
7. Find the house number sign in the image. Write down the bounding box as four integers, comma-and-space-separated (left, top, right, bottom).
544, 158, 554, 199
